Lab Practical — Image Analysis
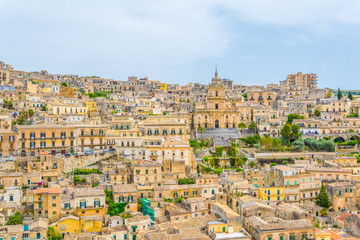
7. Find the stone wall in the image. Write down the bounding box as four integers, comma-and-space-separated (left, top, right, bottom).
345, 214, 360, 237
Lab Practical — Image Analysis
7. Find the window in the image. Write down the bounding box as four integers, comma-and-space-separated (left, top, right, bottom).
52, 203, 56, 207
64, 203, 70, 209
61, 223, 65, 230
80, 201, 86, 208
94, 200, 100, 207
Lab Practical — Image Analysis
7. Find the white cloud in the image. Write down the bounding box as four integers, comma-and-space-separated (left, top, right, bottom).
1, 0, 360, 85
217, 0, 360, 26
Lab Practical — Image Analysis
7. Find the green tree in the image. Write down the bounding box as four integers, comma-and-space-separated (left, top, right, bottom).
320, 208, 328, 217
41, 105, 47, 111
316, 184, 331, 208
325, 91, 332, 98
240, 135, 259, 147
198, 126, 206, 141
215, 146, 224, 156
248, 122, 258, 133
61, 82, 68, 87
3, 100, 13, 109
47, 227, 62, 240
6, 212, 23, 225
348, 91, 353, 100
261, 135, 272, 147
226, 146, 237, 157
249, 161, 257, 168
28, 109, 35, 123
280, 123, 292, 140
214, 168, 223, 174
16, 111, 28, 125
177, 197, 183, 203
314, 109, 320, 117
270, 162, 277, 167
254, 144, 261, 150
292, 139, 305, 151
337, 88, 342, 100
271, 137, 282, 147
238, 122, 247, 133
287, 114, 304, 124
291, 124, 301, 140
107, 202, 128, 216
178, 178, 195, 185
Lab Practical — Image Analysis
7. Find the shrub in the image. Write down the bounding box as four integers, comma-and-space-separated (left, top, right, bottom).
214, 168, 223, 174
292, 139, 305, 151
178, 178, 195, 185
6, 212, 22, 225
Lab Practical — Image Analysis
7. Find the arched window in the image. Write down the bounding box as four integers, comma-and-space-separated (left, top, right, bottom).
215, 104, 219, 110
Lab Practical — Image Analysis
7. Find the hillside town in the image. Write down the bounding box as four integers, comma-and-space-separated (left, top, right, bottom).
0, 60, 360, 240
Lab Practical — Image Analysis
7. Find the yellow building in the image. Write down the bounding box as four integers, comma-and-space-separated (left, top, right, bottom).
14, 124, 77, 157
315, 229, 331, 240
80, 215, 102, 232
60, 86, 76, 98
258, 187, 285, 204
193, 70, 253, 129
28, 187, 61, 222
133, 163, 162, 186
86, 101, 97, 113
49, 103, 87, 115
74, 188, 107, 218
50, 215, 81, 236
160, 83, 167, 91
0, 129, 17, 158
207, 221, 228, 234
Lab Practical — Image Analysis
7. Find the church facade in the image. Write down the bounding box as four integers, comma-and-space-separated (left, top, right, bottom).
192, 71, 253, 129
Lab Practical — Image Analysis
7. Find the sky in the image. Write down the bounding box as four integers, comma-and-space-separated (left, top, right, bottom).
1, 0, 360, 89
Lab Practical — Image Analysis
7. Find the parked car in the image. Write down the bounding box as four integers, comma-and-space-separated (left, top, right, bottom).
103, 149, 110, 153
109, 148, 116, 152
85, 149, 94, 154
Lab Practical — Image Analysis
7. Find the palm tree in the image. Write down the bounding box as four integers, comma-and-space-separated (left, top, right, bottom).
198, 126, 206, 141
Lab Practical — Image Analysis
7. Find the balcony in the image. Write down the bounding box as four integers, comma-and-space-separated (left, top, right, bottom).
76, 205, 104, 210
